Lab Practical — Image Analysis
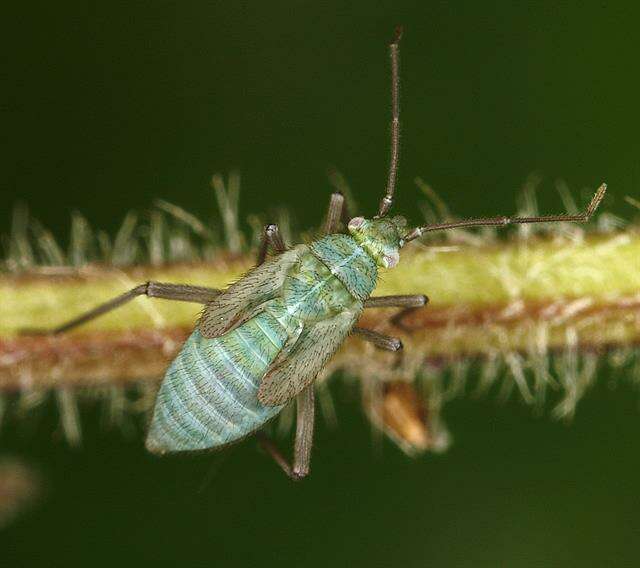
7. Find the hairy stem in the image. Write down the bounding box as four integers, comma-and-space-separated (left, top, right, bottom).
2, 232, 639, 391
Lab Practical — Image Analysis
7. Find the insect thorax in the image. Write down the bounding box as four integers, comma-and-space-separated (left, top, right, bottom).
347, 216, 406, 269
306, 234, 378, 302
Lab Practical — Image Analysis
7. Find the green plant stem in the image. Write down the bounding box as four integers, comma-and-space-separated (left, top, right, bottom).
1, 231, 639, 390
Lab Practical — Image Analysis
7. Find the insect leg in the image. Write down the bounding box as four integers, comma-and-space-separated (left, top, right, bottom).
352, 327, 403, 351
22, 282, 221, 336
292, 385, 315, 479
256, 431, 294, 478
322, 192, 346, 234
364, 294, 429, 309
326, 168, 353, 225
256, 223, 286, 265
256, 385, 315, 480
364, 294, 429, 331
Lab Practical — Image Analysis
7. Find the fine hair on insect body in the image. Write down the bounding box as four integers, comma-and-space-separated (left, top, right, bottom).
29, 27, 606, 480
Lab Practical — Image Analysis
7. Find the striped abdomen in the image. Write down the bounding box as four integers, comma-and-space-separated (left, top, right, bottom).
146, 302, 296, 454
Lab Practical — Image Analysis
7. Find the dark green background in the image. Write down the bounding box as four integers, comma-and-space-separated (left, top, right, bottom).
2, 2, 640, 567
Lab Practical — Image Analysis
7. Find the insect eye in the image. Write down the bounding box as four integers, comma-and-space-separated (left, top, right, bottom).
383, 252, 400, 268
348, 217, 366, 231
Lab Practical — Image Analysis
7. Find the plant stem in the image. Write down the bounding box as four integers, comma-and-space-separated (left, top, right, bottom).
2, 232, 639, 390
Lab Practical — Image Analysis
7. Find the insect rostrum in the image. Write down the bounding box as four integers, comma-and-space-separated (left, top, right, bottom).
36, 29, 605, 479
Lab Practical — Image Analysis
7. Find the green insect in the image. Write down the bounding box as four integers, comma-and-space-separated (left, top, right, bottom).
42, 28, 605, 479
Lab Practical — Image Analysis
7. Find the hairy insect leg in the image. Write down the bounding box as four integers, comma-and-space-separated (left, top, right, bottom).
21, 282, 222, 336
326, 169, 353, 225
256, 432, 293, 477
257, 385, 315, 480
256, 223, 286, 265
292, 385, 315, 479
352, 327, 403, 351
364, 294, 428, 309
364, 294, 429, 330
322, 192, 347, 234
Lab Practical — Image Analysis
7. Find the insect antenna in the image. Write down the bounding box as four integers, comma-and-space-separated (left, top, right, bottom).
377, 26, 403, 218
402, 183, 607, 244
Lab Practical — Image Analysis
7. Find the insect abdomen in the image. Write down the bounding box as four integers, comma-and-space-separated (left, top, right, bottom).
145, 307, 292, 454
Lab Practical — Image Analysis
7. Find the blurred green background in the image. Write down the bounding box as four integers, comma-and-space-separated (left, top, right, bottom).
2, 2, 640, 567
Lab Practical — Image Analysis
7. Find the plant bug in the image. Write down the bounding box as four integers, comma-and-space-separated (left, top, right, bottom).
35, 27, 606, 479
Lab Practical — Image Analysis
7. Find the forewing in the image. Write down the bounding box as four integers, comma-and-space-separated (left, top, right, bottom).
257, 310, 360, 406
199, 247, 303, 338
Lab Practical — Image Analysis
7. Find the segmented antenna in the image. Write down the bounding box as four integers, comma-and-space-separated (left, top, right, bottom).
377, 26, 403, 218
403, 183, 607, 243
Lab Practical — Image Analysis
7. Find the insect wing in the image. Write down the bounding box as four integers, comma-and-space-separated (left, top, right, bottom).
258, 310, 360, 406
199, 247, 303, 338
